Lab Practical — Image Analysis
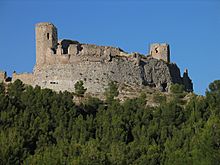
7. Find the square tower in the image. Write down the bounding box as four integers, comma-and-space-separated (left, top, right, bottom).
150, 43, 170, 63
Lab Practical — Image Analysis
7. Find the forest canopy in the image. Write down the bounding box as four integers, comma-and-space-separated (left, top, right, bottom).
0, 80, 220, 165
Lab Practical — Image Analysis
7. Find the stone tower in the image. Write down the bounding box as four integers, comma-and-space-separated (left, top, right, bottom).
150, 43, 170, 63
35, 22, 58, 66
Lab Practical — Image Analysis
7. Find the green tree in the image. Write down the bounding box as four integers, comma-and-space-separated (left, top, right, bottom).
104, 81, 119, 103
190, 116, 220, 164
206, 80, 220, 116
83, 96, 103, 115
74, 80, 87, 97
2, 77, 220, 164
0, 82, 5, 94
208, 80, 220, 93
7, 79, 24, 98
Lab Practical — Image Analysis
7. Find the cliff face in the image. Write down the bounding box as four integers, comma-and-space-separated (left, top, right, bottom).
142, 58, 181, 91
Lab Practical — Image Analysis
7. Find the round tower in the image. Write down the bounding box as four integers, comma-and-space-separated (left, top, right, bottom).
35, 22, 58, 66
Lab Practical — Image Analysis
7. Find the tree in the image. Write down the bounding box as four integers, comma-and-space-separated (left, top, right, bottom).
83, 96, 103, 115
2, 76, 220, 164
190, 116, 220, 164
104, 81, 119, 103
208, 80, 220, 93
206, 80, 220, 115
74, 80, 87, 97
0, 82, 5, 94
7, 79, 24, 98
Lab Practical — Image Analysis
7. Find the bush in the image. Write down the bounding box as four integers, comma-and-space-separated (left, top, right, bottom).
170, 84, 185, 94
153, 93, 166, 104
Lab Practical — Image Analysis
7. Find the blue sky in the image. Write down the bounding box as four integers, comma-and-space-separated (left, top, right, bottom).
0, 0, 219, 95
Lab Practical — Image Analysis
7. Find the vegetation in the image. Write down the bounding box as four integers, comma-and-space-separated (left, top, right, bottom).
104, 81, 119, 103
0, 80, 220, 164
74, 80, 87, 97
170, 83, 185, 94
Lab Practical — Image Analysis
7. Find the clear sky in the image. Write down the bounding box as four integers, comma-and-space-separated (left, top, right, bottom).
0, 0, 219, 95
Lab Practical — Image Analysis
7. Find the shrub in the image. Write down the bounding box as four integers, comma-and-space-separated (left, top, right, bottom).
170, 84, 185, 94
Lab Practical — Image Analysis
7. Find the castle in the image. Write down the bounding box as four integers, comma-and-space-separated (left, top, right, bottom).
0, 22, 193, 96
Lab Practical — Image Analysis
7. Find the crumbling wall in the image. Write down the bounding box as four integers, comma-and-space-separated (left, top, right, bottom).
150, 43, 170, 63
33, 56, 187, 94
0, 71, 6, 82
43, 41, 127, 65
33, 57, 144, 94
12, 72, 34, 85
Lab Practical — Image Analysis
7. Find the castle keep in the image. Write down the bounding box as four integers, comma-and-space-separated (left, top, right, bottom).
1, 22, 193, 95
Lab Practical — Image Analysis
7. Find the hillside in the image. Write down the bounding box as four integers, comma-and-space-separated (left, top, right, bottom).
0, 80, 220, 164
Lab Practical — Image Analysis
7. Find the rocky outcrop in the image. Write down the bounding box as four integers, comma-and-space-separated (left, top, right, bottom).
143, 58, 179, 91
182, 69, 193, 92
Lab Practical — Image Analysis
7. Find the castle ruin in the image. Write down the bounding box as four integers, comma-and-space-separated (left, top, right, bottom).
1, 22, 193, 95
150, 43, 170, 63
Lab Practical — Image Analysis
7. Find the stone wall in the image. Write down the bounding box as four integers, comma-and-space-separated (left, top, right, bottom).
150, 43, 170, 63
44, 41, 126, 66
12, 72, 34, 85
33, 55, 192, 94
33, 57, 144, 94
0, 71, 6, 82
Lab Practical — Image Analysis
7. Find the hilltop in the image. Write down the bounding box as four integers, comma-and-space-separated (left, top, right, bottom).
0, 22, 193, 98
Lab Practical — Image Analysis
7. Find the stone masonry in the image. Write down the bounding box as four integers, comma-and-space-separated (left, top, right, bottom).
1, 22, 192, 95
150, 43, 170, 63
0, 71, 6, 83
